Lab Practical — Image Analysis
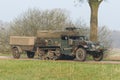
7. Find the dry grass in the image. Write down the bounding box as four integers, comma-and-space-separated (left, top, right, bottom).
105, 48, 120, 60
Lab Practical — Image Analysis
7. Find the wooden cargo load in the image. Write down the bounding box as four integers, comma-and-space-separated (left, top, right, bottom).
37, 30, 78, 38
10, 36, 36, 46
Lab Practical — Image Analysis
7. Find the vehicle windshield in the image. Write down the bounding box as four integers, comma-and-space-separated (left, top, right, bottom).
69, 36, 88, 40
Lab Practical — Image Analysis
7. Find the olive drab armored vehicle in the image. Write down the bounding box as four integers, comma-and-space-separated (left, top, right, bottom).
10, 27, 105, 61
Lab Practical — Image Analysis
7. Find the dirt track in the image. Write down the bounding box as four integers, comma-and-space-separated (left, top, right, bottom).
0, 56, 12, 59
1, 56, 120, 64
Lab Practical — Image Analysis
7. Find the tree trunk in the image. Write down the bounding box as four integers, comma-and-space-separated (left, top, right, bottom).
88, 0, 103, 42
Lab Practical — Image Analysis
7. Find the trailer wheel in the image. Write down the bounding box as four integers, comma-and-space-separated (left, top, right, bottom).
76, 48, 86, 61
27, 51, 35, 58
12, 47, 21, 59
93, 52, 103, 61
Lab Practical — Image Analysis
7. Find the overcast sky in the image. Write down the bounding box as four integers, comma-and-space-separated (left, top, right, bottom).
0, 0, 120, 30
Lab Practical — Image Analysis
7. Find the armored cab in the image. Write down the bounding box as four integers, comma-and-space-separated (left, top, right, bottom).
10, 27, 105, 61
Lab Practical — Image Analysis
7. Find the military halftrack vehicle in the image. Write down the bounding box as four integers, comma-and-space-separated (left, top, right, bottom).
10, 27, 104, 61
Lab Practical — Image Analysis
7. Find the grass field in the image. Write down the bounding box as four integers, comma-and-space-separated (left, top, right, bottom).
0, 53, 11, 56
0, 60, 120, 80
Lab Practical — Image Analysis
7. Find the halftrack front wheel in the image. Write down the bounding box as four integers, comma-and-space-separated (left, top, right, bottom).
76, 48, 86, 61
12, 47, 21, 59
93, 52, 103, 61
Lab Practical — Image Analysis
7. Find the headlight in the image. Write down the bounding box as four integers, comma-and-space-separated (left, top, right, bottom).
96, 46, 100, 49
84, 45, 88, 48
91, 44, 95, 48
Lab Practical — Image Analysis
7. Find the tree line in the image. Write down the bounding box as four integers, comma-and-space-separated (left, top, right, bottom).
0, 8, 111, 53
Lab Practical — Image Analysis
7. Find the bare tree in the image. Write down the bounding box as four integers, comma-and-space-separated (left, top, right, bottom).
0, 21, 10, 52
98, 26, 112, 48
74, 19, 90, 36
10, 8, 72, 36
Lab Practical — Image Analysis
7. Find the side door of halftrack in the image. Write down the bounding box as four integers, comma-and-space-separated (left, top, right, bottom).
61, 35, 72, 55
